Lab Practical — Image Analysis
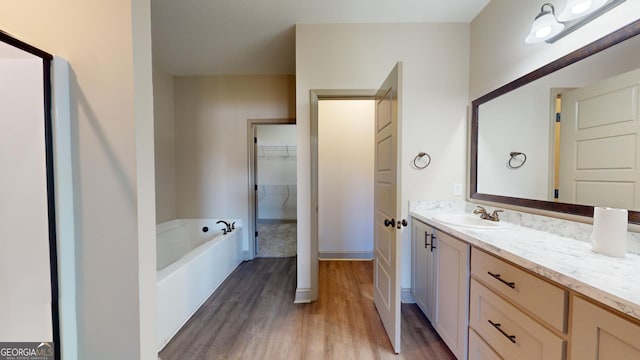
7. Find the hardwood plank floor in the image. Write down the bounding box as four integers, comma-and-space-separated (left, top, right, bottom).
159, 258, 456, 360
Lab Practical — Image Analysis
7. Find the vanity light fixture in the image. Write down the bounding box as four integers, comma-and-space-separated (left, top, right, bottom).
525, 0, 626, 44
525, 3, 564, 44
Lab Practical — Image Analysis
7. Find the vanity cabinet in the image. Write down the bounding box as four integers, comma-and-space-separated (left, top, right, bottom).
411, 219, 437, 321
570, 296, 640, 359
469, 248, 567, 360
412, 219, 470, 359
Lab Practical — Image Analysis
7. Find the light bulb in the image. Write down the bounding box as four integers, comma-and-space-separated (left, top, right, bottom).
571, 0, 592, 15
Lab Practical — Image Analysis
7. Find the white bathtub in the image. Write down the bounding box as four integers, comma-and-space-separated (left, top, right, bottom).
156, 219, 242, 350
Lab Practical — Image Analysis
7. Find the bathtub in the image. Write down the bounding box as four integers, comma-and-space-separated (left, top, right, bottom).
156, 219, 242, 350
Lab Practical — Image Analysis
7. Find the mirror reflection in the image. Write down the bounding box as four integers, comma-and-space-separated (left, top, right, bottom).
477, 32, 640, 210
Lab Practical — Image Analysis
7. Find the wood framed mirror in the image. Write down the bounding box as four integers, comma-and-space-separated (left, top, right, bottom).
470, 19, 640, 223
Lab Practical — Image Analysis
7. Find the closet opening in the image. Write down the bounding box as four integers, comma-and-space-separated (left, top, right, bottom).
248, 119, 297, 259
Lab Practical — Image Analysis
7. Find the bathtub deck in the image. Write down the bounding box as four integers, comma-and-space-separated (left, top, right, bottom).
159, 258, 455, 360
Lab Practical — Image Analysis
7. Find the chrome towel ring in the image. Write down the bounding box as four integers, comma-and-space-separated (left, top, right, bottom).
508, 152, 527, 169
412, 152, 432, 169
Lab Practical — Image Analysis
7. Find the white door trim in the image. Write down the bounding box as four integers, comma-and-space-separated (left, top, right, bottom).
306, 90, 376, 303
247, 118, 296, 260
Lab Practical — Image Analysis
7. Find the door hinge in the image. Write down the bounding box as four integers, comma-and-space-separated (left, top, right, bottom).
254, 137, 257, 144
554, 189, 559, 199
255, 184, 258, 191
255, 231, 258, 237
555, 113, 561, 123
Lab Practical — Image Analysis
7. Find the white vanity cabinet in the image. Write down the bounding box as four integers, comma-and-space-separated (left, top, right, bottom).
570, 296, 640, 359
411, 218, 470, 360
411, 219, 437, 321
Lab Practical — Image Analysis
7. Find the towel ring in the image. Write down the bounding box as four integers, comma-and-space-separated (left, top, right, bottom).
412, 152, 431, 169
508, 152, 527, 169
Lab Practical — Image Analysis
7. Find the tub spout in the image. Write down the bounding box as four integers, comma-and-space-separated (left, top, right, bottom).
216, 220, 232, 232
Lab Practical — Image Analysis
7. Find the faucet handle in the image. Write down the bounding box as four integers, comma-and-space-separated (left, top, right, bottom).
473, 206, 486, 214
490, 209, 504, 221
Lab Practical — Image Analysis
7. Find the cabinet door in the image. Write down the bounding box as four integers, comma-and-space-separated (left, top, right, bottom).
412, 220, 436, 321
571, 296, 640, 359
434, 231, 470, 360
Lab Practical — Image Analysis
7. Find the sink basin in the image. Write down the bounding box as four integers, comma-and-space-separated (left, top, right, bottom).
432, 213, 509, 229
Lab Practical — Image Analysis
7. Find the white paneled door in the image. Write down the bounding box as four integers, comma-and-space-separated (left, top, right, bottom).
559, 67, 640, 209
373, 63, 403, 353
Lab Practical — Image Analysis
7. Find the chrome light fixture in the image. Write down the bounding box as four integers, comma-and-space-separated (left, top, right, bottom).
525, 3, 564, 44
525, 0, 626, 44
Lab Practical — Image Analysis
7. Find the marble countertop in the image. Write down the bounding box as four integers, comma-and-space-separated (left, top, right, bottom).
410, 208, 640, 322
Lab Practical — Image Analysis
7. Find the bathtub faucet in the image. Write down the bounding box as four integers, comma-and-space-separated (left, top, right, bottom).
216, 220, 232, 233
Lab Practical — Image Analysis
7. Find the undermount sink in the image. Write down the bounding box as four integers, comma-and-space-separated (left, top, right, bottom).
432, 213, 510, 229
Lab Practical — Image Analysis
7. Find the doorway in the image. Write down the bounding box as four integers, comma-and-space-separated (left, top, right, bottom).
248, 119, 297, 258
317, 99, 375, 260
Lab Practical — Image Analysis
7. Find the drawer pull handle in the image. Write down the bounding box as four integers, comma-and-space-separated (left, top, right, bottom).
487, 271, 516, 289
488, 320, 517, 344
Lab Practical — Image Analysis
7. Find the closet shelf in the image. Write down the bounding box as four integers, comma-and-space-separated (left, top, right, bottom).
257, 145, 296, 158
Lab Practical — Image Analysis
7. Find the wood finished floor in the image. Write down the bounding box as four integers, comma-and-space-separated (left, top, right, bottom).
159, 258, 456, 360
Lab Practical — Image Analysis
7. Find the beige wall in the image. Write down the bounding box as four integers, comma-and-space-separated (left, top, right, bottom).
470, 0, 640, 99
0, 1, 156, 359
296, 23, 470, 293
153, 67, 177, 224
174, 75, 295, 252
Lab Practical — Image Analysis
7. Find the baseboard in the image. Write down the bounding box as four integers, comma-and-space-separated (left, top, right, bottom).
242, 250, 251, 260
294, 287, 313, 303
318, 251, 373, 260
401, 287, 415, 304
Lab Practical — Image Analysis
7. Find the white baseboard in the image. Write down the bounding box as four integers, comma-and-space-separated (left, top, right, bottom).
318, 251, 373, 260
242, 250, 251, 260
294, 287, 313, 303
401, 288, 415, 304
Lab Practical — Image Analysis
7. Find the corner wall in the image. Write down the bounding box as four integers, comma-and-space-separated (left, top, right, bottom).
296, 23, 470, 293
153, 67, 177, 224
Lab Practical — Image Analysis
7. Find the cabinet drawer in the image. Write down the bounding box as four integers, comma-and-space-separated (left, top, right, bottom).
470, 279, 565, 360
469, 328, 503, 360
471, 248, 567, 332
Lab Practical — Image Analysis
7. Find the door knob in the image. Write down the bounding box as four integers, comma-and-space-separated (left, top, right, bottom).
384, 218, 396, 227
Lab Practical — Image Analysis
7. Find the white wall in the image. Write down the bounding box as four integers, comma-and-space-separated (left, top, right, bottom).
318, 100, 375, 257
0, 57, 52, 342
174, 75, 295, 252
154, 67, 177, 224
470, 0, 640, 99
296, 23, 470, 293
0, 1, 156, 359
256, 124, 297, 220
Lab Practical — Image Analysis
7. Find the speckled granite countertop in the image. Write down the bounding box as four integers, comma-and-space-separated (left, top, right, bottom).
410, 205, 640, 322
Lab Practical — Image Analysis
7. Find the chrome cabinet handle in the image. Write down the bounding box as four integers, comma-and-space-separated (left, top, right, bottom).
488, 271, 516, 289
488, 320, 516, 344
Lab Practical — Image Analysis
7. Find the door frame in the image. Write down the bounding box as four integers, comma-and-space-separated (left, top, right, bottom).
247, 118, 296, 260
309, 90, 376, 300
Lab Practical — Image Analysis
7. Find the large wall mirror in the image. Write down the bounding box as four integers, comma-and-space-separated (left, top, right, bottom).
471, 19, 640, 223
0, 30, 59, 358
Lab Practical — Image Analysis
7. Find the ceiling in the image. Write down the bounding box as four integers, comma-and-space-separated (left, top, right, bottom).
151, 0, 490, 76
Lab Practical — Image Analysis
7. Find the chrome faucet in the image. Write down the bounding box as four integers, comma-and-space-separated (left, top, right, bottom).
473, 206, 503, 222
216, 220, 232, 233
